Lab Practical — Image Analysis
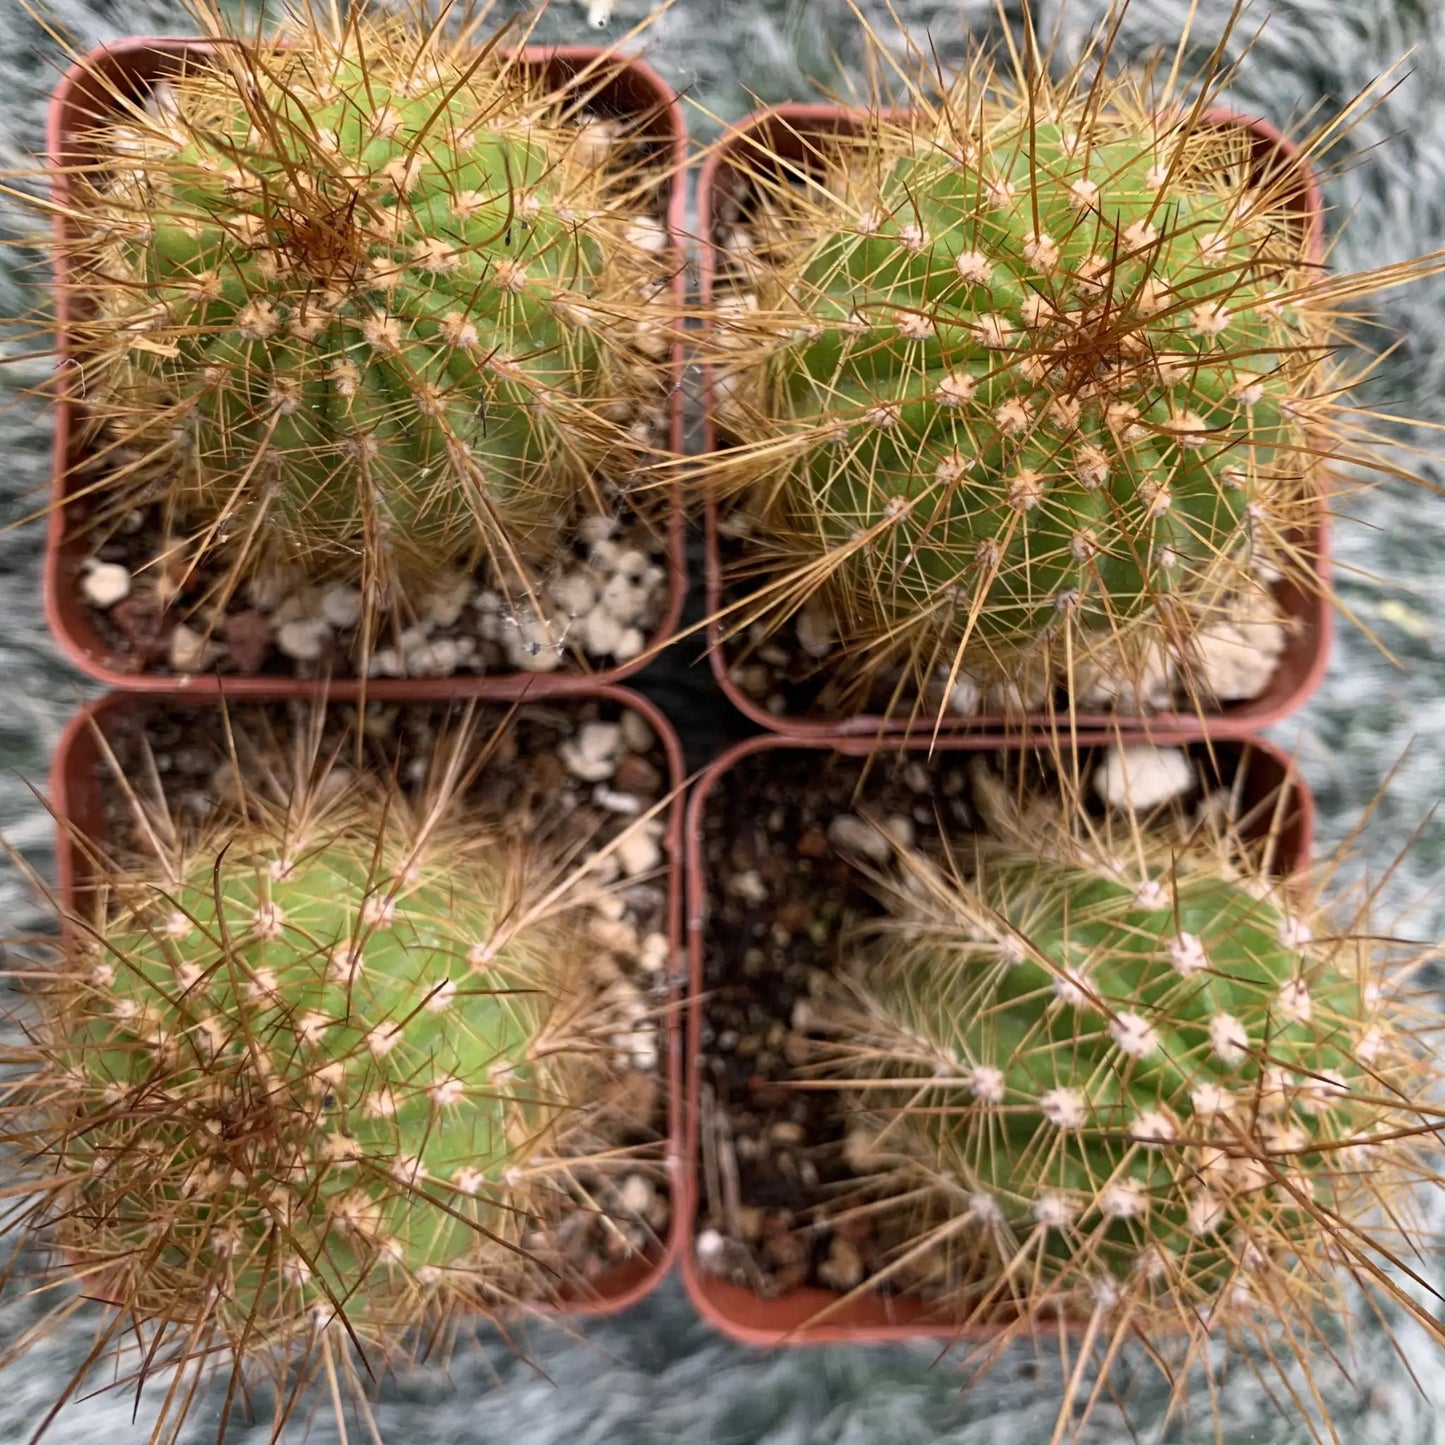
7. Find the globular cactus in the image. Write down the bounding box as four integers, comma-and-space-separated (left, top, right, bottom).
4, 715, 662, 1437
63, 1, 671, 642
805, 787, 1445, 1437
702, 36, 1408, 720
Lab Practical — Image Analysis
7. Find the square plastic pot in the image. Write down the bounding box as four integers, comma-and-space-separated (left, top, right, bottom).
49, 682, 686, 1319
43, 37, 687, 697
680, 729, 1312, 1345
697, 103, 1330, 741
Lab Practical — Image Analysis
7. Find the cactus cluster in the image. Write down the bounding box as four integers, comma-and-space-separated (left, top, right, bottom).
801, 772, 1444, 1424
7, 709, 663, 1432
705, 62, 1333, 717
63, 1, 672, 644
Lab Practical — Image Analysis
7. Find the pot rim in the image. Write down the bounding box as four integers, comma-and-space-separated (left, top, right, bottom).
695, 100, 1331, 742
41, 36, 688, 695
48, 680, 687, 1322
679, 726, 1313, 1346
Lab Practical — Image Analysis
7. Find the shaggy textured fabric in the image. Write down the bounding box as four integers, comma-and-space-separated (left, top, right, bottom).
2, 1, 1445, 1440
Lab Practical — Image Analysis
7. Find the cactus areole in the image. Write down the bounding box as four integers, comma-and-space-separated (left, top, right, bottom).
61, 823, 584, 1325
881, 856, 1365, 1288
76, 19, 657, 595
718, 94, 1318, 686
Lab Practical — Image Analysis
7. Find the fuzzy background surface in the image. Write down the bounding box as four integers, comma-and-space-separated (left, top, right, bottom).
3, 0, 1445, 1440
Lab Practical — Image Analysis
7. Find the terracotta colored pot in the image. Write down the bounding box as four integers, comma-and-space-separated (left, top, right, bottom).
697, 103, 1330, 741
680, 729, 1312, 1345
50, 682, 686, 1319
43, 38, 687, 696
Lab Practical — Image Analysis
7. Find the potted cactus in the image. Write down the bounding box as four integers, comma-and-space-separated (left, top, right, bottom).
34, 1, 686, 688
682, 731, 1445, 1440
688, 25, 1445, 736
1, 685, 682, 1436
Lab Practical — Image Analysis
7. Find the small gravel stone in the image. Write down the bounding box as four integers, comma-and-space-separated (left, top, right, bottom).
817, 1237, 865, 1291
613, 626, 646, 662
695, 1228, 727, 1273
1191, 611, 1286, 702
593, 785, 643, 815
402, 636, 462, 677
618, 1175, 654, 1216
559, 721, 624, 782
615, 821, 663, 877
620, 710, 655, 753
600, 573, 648, 625
795, 603, 836, 658
222, 609, 272, 672
169, 622, 219, 673
276, 618, 332, 662
945, 671, 983, 715
639, 931, 669, 974
1095, 744, 1195, 811
581, 606, 626, 658
548, 572, 597, 616
578, 513, 617, 545
727, 869, 767, 903
81, 561, 131, 609
827, 813, 892, 863
613, 752, 662, 795
421, 571, 473, 628
504, 612, 563, 672
319, 584, 362, 629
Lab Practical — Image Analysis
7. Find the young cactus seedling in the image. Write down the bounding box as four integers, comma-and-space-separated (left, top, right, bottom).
0, 706, 668, 1440
31, 0, 677, 666
700, 7, 1440, 726
803, 757, 1445, 1442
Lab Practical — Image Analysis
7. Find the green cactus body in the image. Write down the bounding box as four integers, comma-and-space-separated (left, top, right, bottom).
831, 846, 1388, 1308
722, 100, 1313, 690
84, 18, 655, 594
63, 821, 590, 1323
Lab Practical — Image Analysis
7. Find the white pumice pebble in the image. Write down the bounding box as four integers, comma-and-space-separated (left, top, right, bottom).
944, 671, 983, 716
613, 626, 646, 662
578, 513, 618, 546
366, 646, 403, 678
170, 623, 220, 672
559, 721, 624, 782
402, 636, 461, 677
548, 571, 597, 616
1189, 610, 1286, 702
620, 709, 655, 753
827, 814, 893, 863
420, 571, 472, 628
503, 612, 563, 672
795, 602, 837, 658
276, 618, 332, 663
615, 821, 664, 877
593, 785, 643, 815
582, 605, 626, 657
81, 561, 131, 609
639, 931, 670, 973
600, 573, 648, 624
619, 1175, 654, 1215
319, 584, 362, 629
696, 1228, 728, 1269
1094, 744, 1194, 811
